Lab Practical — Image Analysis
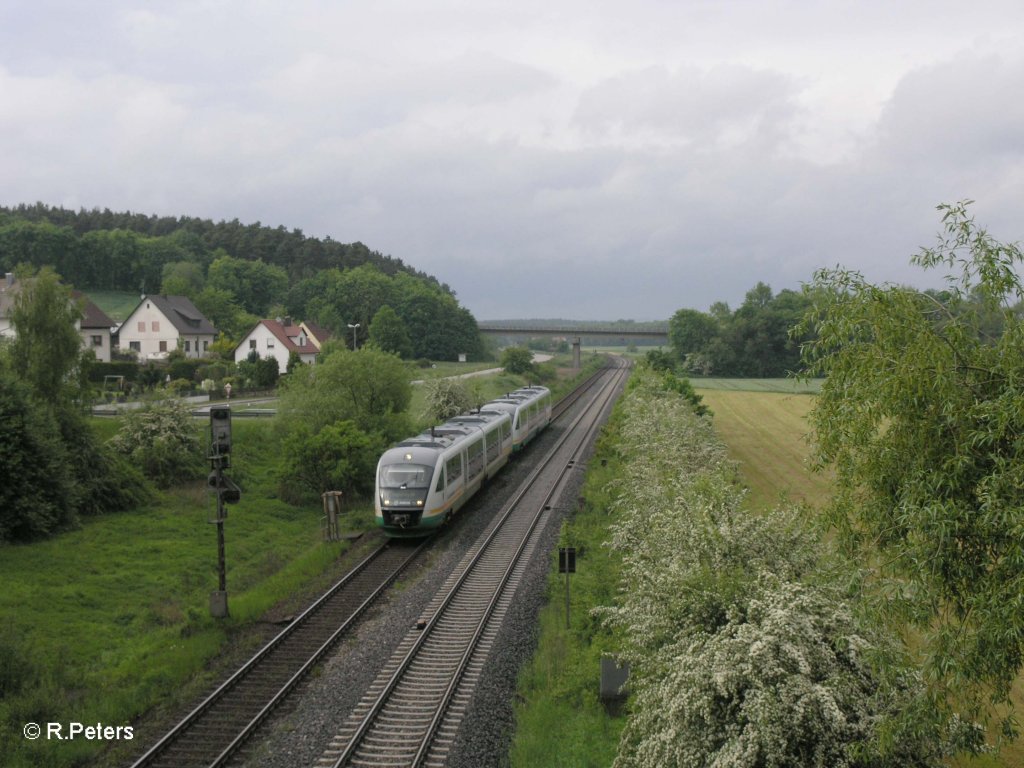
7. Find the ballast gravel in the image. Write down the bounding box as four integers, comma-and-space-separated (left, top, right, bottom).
236, 405, 605, 768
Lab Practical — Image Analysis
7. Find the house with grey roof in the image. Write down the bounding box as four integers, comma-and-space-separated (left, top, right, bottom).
71, 290, 116, 362
117, 294, 218, 360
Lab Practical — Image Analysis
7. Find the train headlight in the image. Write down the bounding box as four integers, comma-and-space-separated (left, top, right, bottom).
417, 499, 423, 506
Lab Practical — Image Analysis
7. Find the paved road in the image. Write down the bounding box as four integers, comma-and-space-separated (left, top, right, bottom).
94, 357, 553, 416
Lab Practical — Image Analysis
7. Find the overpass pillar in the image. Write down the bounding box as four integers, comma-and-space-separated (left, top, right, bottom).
572, 337, 581, 369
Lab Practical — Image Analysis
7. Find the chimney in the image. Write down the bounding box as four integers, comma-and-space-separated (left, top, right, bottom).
284, 316, 292, 327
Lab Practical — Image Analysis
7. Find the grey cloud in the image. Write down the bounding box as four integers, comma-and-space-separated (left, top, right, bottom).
3, 2, 1024, 321
572, 63, 801, 149
873, 52, 1024, 165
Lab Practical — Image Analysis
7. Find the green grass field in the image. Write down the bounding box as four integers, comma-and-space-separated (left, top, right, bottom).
81, 290, 142, 322
691, 376, 823, 393
0, 419, 369, 768
693, 387, 831, 511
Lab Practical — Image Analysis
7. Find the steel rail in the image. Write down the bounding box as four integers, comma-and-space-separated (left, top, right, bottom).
130, 539, 429, 768
204, 539, 430, 767
550, 360, 611, 420
412, 359, 630, 766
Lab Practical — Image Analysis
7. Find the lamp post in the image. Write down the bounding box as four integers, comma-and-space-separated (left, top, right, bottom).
347, 322, 360, 350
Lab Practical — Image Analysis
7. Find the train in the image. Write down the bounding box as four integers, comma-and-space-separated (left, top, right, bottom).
374, 385, 553, 537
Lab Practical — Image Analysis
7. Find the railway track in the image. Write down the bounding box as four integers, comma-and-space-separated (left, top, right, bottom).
129, 541, 427, 768
316, 357, 630, 768
126, 358, 620, 768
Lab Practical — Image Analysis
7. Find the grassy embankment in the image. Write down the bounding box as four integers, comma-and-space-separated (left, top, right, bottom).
0, 418, 370, 768
698, 383, 1024, 768
509, 378, 830, 766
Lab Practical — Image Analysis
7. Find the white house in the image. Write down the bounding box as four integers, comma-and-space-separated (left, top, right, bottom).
0, 272, 17, 339
234, 317, 329, 373
117, 294, 218, 360
0, 273, 115, 362
72, 290, 115, 363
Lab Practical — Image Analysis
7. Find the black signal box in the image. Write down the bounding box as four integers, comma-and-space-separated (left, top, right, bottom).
209, 406, 232, 457
559, 547, 576, 574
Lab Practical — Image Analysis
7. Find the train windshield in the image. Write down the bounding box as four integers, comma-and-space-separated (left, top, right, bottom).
379, 463, 433, 509
379, 463, 433, 489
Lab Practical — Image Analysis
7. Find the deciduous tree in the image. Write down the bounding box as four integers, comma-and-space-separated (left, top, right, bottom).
797, 202, 1024, 738
277, 346, 411, 440
9, 266, 86, 405
421, 377, 475, 422
500, 346, 534, 375
368, 305, 413, 358
0, 371, 74, 540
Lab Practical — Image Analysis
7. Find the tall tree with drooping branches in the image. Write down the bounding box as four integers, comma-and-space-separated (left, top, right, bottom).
797, 201, 1024, 740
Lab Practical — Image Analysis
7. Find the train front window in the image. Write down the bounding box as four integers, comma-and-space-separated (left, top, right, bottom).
379, 463, 433, 508
380, 464, 432, 489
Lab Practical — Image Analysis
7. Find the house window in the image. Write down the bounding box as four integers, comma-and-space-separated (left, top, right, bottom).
249, 339, 257, 349
151, 321, 160, 332
203, 340, 209, 351
159, 341, 167, 352
129, 341, 140, 352
267, 338, 275, 348
184, 340, 191, 352
137, 321, 145, 332
91, 335, 103, 347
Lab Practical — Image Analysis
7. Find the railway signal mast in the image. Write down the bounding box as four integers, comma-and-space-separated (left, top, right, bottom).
208, 406, 241, 617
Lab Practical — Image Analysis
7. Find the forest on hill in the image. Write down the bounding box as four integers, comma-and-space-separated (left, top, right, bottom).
0, 202, 443, 288
0, 203, 484, 361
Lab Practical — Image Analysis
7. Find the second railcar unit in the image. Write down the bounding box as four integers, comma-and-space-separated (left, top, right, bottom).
375, 384, 552, 537
479, 385, 552, 451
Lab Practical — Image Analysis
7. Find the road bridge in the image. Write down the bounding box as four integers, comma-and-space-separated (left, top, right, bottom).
478, 321, 669, 344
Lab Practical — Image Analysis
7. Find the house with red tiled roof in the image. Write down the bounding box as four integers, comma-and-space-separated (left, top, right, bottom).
299, 320, 332, 350
233, 317, 331, 373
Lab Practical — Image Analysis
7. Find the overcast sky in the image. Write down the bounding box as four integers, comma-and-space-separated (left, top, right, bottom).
2, 1, 1023, 320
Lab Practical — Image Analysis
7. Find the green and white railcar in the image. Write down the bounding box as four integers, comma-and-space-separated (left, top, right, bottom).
375, 385, 551, 537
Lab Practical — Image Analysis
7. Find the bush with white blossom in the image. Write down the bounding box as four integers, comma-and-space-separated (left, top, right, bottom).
109, 398, 205, 488
597, 367, 968, 767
